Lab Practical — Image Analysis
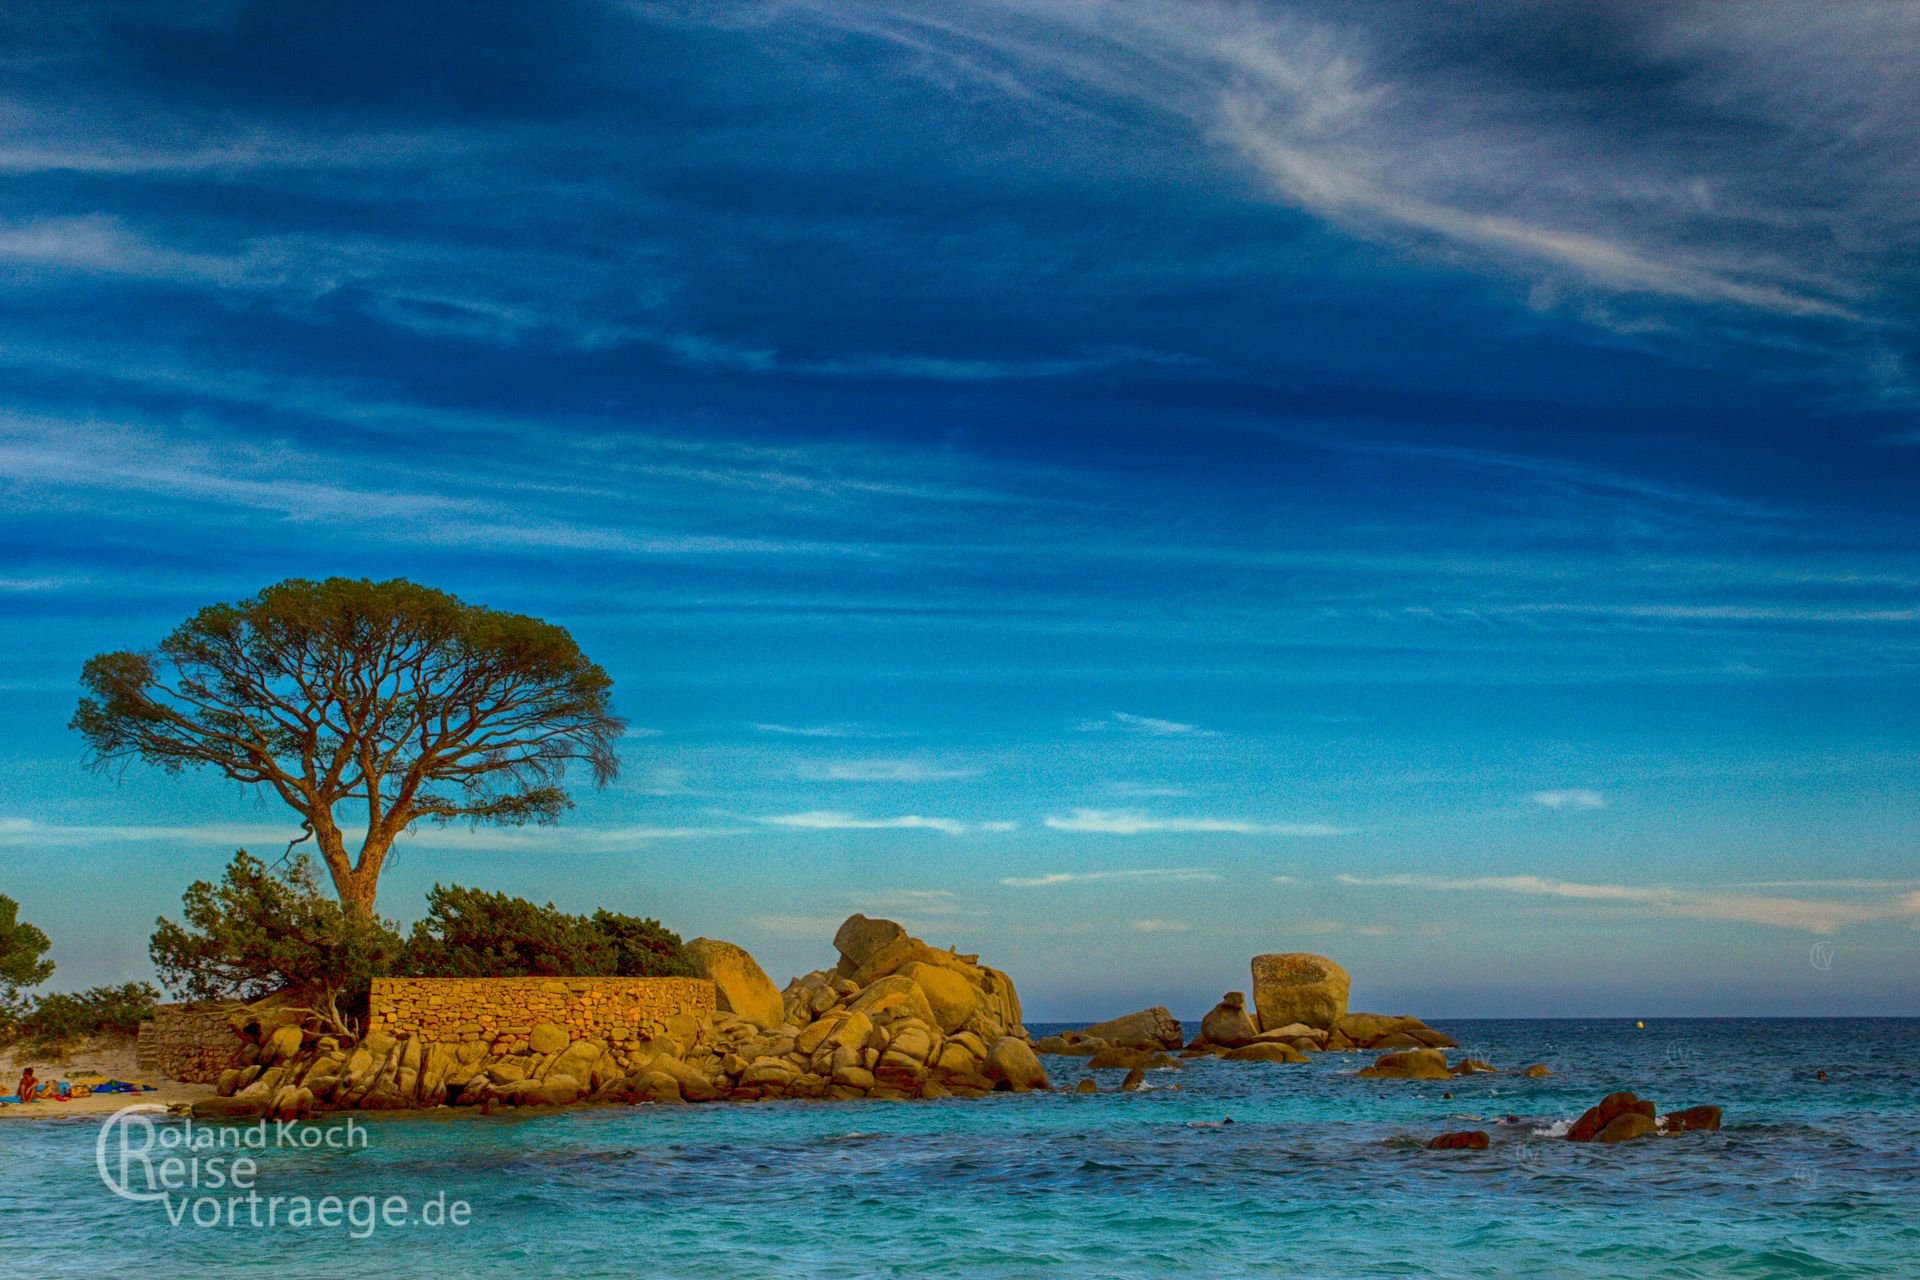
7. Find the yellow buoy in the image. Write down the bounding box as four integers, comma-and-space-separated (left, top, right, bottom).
1636, 1020, 1645, 1029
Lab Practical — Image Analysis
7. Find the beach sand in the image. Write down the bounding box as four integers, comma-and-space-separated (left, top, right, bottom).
0, 1033, 212, 1120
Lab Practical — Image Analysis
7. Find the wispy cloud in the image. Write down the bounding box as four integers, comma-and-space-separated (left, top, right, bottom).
1045, 808, 1346, 837
1075, 711, 1215, 736
1131, 918, 1191, 932
1529, 789, 1608, 811
795, 758, 982, 782
1336, 873, 1920, 934
755, 811, 982, 835
1000, 867, 1222, 887
751, 722, 871, 738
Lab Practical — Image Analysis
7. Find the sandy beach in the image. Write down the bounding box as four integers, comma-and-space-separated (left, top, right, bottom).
0, 1033, 211, 1121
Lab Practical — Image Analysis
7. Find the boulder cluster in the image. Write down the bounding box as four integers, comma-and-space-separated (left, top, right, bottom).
1565, 1091, 1722, 1143
1035, 953, 1457, 1072
195, 913, 1045, 1119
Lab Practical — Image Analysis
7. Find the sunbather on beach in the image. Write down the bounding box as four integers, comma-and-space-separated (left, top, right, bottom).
17, 1067, 45, 1102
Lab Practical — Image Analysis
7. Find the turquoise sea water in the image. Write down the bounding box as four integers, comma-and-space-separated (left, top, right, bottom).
3, 1018, 1915, 1278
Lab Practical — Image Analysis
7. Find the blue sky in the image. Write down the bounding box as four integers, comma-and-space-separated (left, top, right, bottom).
2, 1, 1917, 1018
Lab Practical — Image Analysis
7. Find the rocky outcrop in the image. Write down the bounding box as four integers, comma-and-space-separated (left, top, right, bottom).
197, 915, 1039, 1117
1198, 992, 1259, 1048
1326, 1012, 1457, 1051
1250, 953, 1350, 1031
1564, 1094, 1721, 1143
1566, 1091, 1656, 1142
1079, 1006, 1183, 1051
684, 938, 785, 1031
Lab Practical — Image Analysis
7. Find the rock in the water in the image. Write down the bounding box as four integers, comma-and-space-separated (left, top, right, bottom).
1081, 1006, 1183, 1050
1224, 1042, 1307, 1064
1121, 1068, 1146, 1092
1597, 1112, 1658, 1143
1034, 1033, 1105, 1056
1199, 992, 1259, 1048
1088, 1047, 1183, 1071
1521, 1063, 1553, 1078
685, 937, 785, 1031
1356, 1048, 1452, 1080
984, 1036, 1049, 1092
1427, 1130, 1490, 1150
1567, 1091, 1657, 1142
1660, 1105, 1722, 1133
1450, 1058, 1497, 1075
1250, 953, 1350, 1032
1075, 1077, 1098, 1094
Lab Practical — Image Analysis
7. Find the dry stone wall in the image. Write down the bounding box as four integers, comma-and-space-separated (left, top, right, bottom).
366, 976, 715, 1053
138, 1003, 251, 1083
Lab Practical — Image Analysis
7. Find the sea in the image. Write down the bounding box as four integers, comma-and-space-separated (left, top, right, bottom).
4, 1018, 1915, 1278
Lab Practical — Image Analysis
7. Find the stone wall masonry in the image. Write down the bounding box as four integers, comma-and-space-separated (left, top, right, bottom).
366, 976, 716, 1054
138, 1003, 251, 1084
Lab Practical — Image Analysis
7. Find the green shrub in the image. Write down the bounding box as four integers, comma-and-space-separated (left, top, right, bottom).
150, 851, 403, 1030
16, 983, 158, 1046
402, 886, 691, 978
592, 910, 696, 978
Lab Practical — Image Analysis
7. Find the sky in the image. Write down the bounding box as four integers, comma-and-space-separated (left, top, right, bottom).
1, 0, 1917, 1019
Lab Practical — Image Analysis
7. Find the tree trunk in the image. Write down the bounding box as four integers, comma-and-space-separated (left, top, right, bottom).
313, 817, 383, 918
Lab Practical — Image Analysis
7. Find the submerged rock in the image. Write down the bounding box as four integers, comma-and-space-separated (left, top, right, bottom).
1427, 1130, 1490, 1151
1660, 1104, 1722, 1133
1356, 1048, 1452, 1080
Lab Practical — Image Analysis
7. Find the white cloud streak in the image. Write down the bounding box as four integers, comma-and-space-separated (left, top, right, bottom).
755, 811, 979, 835
795, 759, 982, 782
1529, 789, 1608, 811
1000, 867, 1222, 887
1045, 808, 1346, 836
1336, 873, 1920, 934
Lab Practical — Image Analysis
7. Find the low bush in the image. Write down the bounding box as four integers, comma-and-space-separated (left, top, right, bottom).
150, 850, 403, 1032
14, 982, 159, 1046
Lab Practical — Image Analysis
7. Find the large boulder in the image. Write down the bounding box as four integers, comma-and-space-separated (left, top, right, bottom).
1250, 953, 1350, 1032
833, 914, 909, 974
899, 961, 978, 1033
1199, 993, 1259, 1048
984, 1037, 1049, 1092
1081, 1006, 1183, 1050
685, 937, 785, 1030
